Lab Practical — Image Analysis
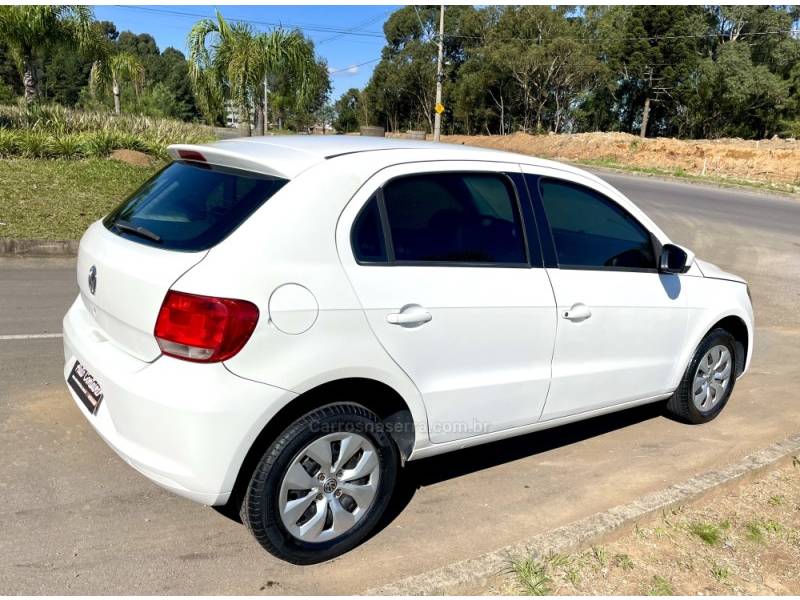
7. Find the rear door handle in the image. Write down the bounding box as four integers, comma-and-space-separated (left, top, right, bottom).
386, 305, 432, 327
562, 303, 591, 322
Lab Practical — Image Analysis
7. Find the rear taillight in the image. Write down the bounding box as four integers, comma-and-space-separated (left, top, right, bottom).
154, 291, 259, 363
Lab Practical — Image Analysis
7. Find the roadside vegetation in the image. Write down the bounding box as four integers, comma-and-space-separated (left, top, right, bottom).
0, 104, 214, 160
0, 158, 157, 239
496, 459, 800, 595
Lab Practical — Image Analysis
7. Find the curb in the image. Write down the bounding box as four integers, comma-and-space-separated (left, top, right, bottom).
0, 238, 78, 257
367, 433, 800, 595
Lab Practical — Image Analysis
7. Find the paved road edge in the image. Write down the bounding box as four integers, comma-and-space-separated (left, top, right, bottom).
0, 238, 78, 257
367, 433, 800, 595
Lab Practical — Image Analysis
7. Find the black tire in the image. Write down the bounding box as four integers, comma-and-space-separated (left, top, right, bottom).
666, 328, 737, 424
240, 403, 398, 564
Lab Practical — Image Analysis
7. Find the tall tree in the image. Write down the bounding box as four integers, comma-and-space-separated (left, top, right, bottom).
187, 10, 319, 135
0, 5, 98, 103
89, 50, 145, 114
334, 88, 362, 133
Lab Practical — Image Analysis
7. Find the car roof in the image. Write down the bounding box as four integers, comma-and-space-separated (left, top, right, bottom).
167, 135, 600, 183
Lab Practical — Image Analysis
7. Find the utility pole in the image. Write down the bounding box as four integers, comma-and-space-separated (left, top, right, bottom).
433, 4, 445, 142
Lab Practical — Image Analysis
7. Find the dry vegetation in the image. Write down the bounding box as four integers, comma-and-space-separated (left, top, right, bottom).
440, 132, 800, 194
488, 459, 800, 595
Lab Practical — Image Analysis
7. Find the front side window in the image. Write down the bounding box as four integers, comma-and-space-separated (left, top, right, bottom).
381, 172, 527, 264
539, 179, 655, 270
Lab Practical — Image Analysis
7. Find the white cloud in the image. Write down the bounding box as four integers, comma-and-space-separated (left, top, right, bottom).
329, 64, 360, 76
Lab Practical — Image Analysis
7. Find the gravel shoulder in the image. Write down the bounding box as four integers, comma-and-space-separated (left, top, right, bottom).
494, 459, 800, 595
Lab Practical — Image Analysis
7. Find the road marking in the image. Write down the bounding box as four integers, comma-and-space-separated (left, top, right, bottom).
0, 333, 63, 340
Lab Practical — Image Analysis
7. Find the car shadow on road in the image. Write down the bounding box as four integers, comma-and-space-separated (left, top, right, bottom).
373, 402, 666, 542
214, 401, 667, 554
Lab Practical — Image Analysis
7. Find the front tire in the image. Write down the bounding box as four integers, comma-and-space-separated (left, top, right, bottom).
666, 328, 737, 424
240, 403, 398, 564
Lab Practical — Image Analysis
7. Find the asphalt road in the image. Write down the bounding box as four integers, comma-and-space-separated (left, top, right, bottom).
1, 173, 799, 594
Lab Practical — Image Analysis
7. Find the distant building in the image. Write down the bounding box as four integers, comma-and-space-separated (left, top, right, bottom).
224, 100, 251, 130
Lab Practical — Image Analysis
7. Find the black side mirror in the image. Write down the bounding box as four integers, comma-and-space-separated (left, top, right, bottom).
659, 243, 690, 274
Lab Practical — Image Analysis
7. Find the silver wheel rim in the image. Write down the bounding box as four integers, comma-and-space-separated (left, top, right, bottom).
278, 432, 380, 543
692, 344, 732, 412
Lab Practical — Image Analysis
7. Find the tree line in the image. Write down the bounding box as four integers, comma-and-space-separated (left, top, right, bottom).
335, 5, 800, 140
0, 6, 330, 132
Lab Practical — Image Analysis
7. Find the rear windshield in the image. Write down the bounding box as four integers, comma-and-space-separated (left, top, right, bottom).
103, 161, 288, 251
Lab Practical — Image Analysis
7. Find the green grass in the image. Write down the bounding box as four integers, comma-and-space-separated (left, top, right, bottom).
687, 520, 728, 546
508, 556, 552, 596
613, 553, 634, 571
647, 574, 674, 596
710, 562, 730, 582
0, 158, 159, 239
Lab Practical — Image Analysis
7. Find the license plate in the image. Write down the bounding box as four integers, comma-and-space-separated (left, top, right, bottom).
68, 361, 104, 414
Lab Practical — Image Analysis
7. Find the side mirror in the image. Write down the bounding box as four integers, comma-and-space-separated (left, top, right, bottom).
660, 243, 693, 274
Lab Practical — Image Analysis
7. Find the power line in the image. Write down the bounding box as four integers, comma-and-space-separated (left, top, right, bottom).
113, 5, 385, 39
328, 57, 381, 76
317, 10, 389, 46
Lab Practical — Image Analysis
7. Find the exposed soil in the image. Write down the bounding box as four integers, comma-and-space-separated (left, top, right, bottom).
437, 132, 800, 191
109, 148, 155, 167
486, 459, 800, 595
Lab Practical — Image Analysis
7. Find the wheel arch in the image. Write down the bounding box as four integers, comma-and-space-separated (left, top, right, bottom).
713, 314, 749, 377
224, 376, 422, 516
673, 309, 752, 390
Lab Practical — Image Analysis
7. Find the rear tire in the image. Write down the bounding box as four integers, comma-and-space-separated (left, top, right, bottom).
240, 403, 398, 564
666, 328, 737, 424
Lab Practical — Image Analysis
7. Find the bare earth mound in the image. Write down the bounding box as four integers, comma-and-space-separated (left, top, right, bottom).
110, 149, 154, 167
441, 132, 800, 191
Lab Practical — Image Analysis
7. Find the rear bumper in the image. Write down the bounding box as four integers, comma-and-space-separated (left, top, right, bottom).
63, 296, 296, 505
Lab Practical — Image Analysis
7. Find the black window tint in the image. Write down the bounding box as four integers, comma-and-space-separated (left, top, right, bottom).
352, 196, 387, 262
104, 161, 287, 251
539, 179, 655, 270
382, 173, 526, 264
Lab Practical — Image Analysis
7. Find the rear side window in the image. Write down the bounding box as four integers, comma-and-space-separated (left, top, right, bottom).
352, 196, 387, 263
381, 172, 526, 264
539, 179, 655, 270
104, 161, 287, 251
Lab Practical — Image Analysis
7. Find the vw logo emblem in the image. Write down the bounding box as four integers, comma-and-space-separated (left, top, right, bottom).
88, 265, 97, 295
322, 478, 338, 494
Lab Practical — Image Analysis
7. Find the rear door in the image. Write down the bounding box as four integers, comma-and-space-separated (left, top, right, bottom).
337, 161, 557, 444
76, 159, 287, 361
521, 168, 688, 420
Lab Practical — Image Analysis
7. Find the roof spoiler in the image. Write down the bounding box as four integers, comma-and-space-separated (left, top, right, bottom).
167, 144, 290, 179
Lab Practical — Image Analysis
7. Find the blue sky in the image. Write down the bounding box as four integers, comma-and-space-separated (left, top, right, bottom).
93, 5, 399, 100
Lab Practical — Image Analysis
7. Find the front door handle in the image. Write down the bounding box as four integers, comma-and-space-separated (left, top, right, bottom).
386, 305, 432, 327
562, 303, 591, 322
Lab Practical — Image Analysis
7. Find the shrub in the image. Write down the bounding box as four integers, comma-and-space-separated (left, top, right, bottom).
18, 132, 51, 158
0, 129, 20, 157
82, 131, 118, 158
0, 103, 215, 160
52, 134, 83, 159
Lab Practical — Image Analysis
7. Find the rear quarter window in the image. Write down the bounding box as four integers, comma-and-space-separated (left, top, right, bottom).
104, 161, 288, 251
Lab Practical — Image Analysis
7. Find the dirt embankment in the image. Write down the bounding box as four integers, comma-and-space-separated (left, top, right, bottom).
439, 132, 800, 190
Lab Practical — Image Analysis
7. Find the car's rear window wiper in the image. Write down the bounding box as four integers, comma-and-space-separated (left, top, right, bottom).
112, 219, 162, 243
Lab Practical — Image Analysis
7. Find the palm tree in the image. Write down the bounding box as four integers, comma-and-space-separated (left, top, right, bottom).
187, 11, 315, 135
90, 51, 145, 115
0, 5, 97, 103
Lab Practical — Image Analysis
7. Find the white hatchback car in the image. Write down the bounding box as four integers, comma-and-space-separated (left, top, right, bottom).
63, 136, 753, 563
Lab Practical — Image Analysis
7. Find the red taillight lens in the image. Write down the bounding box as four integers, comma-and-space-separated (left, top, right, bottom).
154, 291, 259, 363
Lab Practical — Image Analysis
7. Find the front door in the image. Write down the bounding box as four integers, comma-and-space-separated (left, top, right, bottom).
337, 162, 557, 443
523, 171, 688, 421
